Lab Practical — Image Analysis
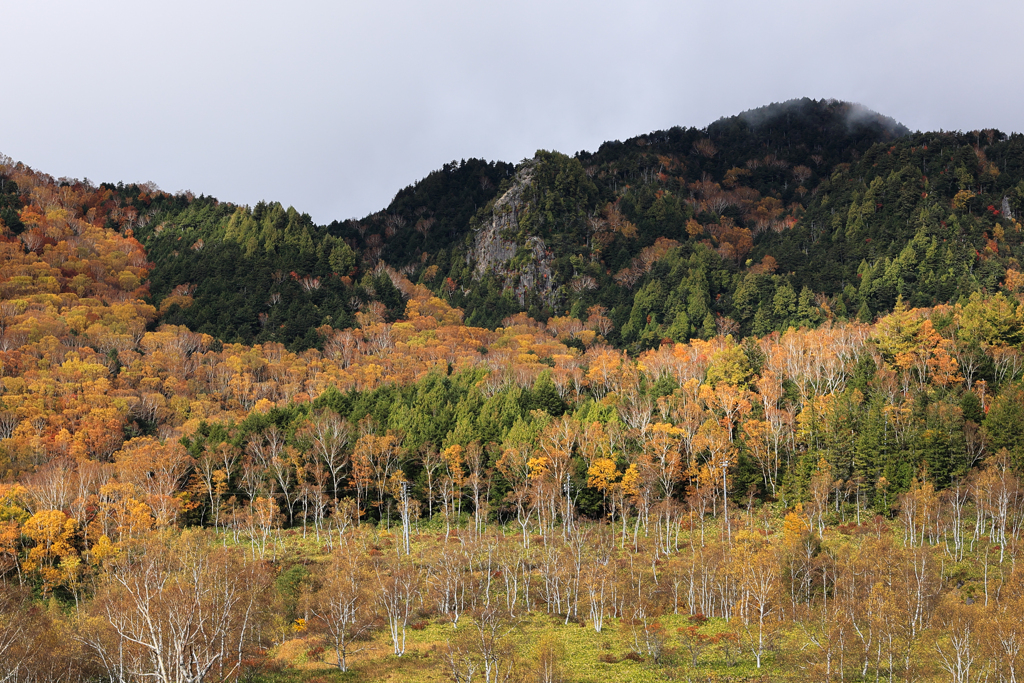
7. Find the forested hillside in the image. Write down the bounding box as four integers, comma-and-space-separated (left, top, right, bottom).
119, 99, 1024, 355
1, 99, 1024, 682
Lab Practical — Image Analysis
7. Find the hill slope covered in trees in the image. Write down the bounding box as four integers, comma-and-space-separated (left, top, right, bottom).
94, 99, 1024, 355
1, 100, 1024, 682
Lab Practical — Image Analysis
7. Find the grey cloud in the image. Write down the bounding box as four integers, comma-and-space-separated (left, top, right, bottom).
2, 0, 1022, 224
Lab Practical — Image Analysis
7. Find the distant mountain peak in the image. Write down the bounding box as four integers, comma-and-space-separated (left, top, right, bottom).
718, 97, 910, 138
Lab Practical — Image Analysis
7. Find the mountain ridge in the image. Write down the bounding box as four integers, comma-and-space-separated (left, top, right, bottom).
4, 98, 1021, 354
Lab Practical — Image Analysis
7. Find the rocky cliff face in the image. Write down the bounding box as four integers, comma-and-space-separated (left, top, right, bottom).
470, 159, 560, 309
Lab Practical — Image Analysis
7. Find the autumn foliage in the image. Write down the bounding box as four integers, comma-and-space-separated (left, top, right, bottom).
2, 114, 1024, 681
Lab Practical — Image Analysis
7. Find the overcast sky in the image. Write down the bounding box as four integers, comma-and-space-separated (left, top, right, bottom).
4, 0, 1023, 224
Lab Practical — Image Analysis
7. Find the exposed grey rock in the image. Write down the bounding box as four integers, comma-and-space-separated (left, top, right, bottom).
469, 159, 561, 309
